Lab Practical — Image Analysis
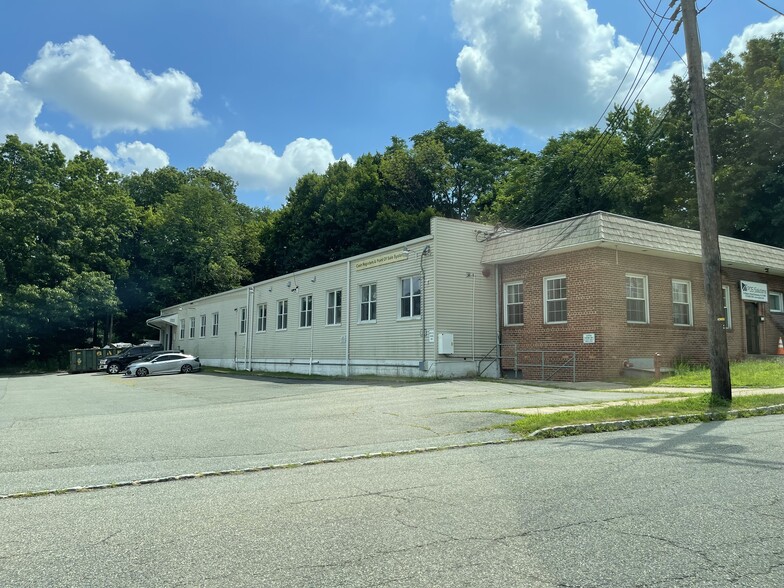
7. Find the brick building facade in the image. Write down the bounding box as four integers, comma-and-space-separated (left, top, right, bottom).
482, 212, 784, 381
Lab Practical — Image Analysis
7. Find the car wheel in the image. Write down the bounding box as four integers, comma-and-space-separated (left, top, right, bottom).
107, 363, 121, 374
136, 367, 149, 377
181, 364, 193, 374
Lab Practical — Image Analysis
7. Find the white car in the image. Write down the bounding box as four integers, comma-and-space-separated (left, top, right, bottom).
125, 353, 201, 377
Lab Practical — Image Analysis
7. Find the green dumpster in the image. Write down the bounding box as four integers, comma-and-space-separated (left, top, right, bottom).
69, 348, 117, 373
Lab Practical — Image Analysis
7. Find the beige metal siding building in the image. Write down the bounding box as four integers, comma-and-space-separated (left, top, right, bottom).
152, 217, 500, 378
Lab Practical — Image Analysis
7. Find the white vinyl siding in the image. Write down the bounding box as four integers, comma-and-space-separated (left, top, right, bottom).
544, 275, 567, 324
626, 274, 649, 323
504, 282, 524, 326
672, 280, 693, 326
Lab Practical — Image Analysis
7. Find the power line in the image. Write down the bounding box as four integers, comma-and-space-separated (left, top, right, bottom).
755, 0, 784, 17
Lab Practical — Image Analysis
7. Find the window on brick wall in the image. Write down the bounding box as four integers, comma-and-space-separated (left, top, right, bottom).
770, 291, 783, 313
504, 282, 524, 326
626, 274, 649, 323
672, 280, 693, 326
722, 285, 732, 329
544, 275, 567, 324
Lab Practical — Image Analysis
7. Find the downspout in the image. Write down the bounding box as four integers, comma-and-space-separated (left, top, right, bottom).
495, 265, 501, 375
246, 287, 254, 371
420, 244, 432, 371
345, 259, 351, 378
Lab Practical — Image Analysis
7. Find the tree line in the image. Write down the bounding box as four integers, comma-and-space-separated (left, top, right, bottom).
2, 34, 782, 369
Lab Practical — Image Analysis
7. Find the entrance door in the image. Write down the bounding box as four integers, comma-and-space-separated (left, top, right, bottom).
745, 302, 760, 354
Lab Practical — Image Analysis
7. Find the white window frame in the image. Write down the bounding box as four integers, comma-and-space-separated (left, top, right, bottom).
189, 317, 196, 339
300, 295, 313, 328
770, 291, 783, 313
257, 303, 267, 332
625, 274, 649, 324
504, 281, 524, 326
722, 285, 732, 330
179, 319, 186, 340
359, 284, 377, 323
200, 314, 207, 338
399, 275, 422, 319
543, 275, 567, 324
211, 312, 220, 337
327, 289, 342, 326
277, 300, 288, 331
239, 307, 247, 335
672, 279, 693, 326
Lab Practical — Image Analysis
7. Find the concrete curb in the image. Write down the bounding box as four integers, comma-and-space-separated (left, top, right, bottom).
3, 405, 783, 500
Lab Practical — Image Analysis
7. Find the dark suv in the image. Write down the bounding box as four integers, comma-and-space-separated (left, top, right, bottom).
100, 344, 164, 374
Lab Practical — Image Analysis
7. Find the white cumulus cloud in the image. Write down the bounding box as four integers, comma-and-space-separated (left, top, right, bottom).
726, 15, 784, 57
205, 131, 352, 198
447, 0, 685, 137
322, 0, 394, 26
93, 141, 170, 175
0, 72, 82, 157
23, 35, 204, 137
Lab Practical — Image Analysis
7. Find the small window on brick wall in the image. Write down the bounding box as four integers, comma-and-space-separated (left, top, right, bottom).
626, 274, 649, 323
672, 280, 693, 326
504, 282, 523, 326
544, 275, 567, 324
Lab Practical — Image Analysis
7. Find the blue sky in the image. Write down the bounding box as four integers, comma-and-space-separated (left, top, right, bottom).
2, 0, 783, 209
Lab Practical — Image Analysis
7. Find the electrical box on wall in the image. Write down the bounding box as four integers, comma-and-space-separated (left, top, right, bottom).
438, 332, 454, 355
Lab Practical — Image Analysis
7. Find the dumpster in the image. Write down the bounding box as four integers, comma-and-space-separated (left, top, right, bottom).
68, 348, 120, 373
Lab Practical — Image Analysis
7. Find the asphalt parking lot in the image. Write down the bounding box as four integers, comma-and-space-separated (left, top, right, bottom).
0, 371, 659, 496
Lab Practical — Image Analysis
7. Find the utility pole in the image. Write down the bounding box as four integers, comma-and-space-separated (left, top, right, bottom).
679, 0, 732, 400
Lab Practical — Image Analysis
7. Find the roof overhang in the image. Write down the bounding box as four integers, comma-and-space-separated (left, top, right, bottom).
146, 314, 178, 330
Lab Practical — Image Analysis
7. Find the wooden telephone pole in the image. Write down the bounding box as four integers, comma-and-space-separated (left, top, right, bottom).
680, 0, 732, 400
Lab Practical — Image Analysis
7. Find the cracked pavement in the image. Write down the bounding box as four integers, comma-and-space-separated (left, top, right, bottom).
0, 373, 782, 586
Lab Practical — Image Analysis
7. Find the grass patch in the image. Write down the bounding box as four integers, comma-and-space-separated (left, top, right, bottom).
653, 360, 784, 388
506, 393, 784, 437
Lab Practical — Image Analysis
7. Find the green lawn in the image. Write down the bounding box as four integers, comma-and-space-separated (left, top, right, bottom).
506, 393, 784, 438
653, 359, 784, 388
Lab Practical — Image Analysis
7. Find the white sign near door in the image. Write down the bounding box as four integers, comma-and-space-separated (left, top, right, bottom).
740, 280, 768, 302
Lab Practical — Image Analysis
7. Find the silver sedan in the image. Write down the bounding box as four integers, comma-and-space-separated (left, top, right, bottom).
125, 353, 201, 377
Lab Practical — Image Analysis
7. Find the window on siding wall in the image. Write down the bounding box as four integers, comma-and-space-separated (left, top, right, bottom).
257, 303, 267, 332
189, 317, 196, 339
672, 280, 693, 326
722, 285, 732, 329
770, 291, 783, 313
327, 290, 342, 326
400, 276, 421, 319
200, 315, 206, 338
179, 320, 185, 340
360, 284, 376, 322
626, 274, 649, 323
504, 282, 524, 326
277, 300, 288, 331
300, 295, 312, 328
544, 276, 567, 324
211, 312, 219, 336
239, 307, 247, 334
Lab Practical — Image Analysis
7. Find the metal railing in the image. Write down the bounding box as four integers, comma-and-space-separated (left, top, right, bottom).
478, 344, 577, 382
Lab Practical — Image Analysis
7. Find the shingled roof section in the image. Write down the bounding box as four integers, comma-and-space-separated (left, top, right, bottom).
481, 211, 784, 276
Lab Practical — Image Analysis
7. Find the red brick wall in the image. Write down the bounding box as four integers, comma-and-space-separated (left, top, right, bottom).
499, 247, 784, 381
